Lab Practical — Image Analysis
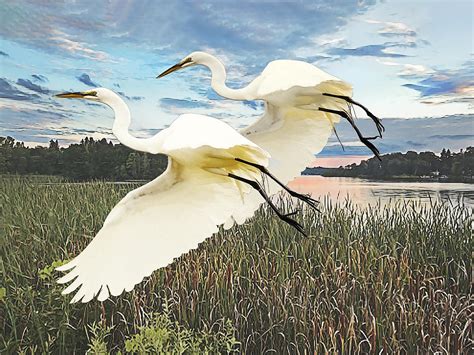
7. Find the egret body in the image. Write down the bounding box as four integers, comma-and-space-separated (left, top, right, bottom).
55, 88, 314, 303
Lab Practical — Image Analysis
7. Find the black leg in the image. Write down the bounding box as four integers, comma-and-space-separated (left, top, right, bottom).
322, 92, 385, 137
228, 172, 307, 237
234, 158, 320, 211
319, 107, 382, 161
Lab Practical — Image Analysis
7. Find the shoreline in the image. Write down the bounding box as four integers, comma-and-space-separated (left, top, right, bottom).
319, 174, 473, 184
300, 171, 473, 184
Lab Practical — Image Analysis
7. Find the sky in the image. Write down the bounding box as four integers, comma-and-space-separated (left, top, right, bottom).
0, 0, 472, 164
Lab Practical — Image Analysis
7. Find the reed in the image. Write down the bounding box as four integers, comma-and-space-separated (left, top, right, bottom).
1, 177, 472, 353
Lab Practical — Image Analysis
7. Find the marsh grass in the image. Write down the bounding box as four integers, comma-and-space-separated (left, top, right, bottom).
1, 177, 472, 353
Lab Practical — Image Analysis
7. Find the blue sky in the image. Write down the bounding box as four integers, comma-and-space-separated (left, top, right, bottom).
0, 0, 472, 158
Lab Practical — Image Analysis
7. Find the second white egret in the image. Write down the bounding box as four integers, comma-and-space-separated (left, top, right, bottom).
158, 52, 384, 227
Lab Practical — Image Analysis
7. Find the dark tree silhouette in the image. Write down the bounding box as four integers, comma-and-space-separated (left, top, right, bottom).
317, 147, 473, 182
0, 136, 168, 181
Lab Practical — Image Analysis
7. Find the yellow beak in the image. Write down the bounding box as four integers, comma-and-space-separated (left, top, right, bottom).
55, 92, 87, 99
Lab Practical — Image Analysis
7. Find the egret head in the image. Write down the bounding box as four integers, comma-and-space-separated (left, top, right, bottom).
55, 88, 114, 103
157, 51, 216, 78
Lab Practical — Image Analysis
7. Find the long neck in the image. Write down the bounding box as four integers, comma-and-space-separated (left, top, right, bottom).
206, 56, 251, 100
108, 94, 159, 153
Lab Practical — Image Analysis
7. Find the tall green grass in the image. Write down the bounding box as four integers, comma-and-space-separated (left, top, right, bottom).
1, 177, 472, 353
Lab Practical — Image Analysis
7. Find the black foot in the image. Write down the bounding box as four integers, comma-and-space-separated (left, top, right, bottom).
281, 213, 307, 237
319, 107, 382, 161
288, 191, 320, 212
322, 92, 385, 137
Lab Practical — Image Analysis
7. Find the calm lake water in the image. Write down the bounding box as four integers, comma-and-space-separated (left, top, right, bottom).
288, 176, 474, 209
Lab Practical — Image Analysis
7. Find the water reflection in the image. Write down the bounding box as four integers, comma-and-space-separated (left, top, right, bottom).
289, 176, 474, 208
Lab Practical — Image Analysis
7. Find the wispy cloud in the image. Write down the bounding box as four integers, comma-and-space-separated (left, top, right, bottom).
31, 74, 48, 83
328, 43, 411, 59
0, 2, 107, 60
376, 57, 473, 107
50, 30, 110, 61
0, 78, 40, 101
377, 60, 434, 78
16, 78, 50, 95
242, 100, 263, 110
0, 1, 377, 69
0, 104, 113, 145
77, 73, 100, 87
402, 60, 474, 105
117, 91, 145, 101
321, 114, 474, 156
365, 20, 416, 38
159, 97, 213, 112
429, 134, 474, 140
0, 107, 70, 132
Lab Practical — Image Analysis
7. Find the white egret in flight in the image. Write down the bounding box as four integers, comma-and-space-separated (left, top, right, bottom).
54, 88, 317, 303
157, 51, 384, 228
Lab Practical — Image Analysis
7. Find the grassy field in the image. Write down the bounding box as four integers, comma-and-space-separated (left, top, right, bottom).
1, 177, 472, 353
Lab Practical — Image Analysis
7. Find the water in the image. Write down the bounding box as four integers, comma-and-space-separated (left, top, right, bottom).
35, 176, 474, 209
289, 176, 474, 208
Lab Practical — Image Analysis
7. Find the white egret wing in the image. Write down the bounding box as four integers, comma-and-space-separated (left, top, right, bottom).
253, 59, 348, 98
57, 159, 255, 303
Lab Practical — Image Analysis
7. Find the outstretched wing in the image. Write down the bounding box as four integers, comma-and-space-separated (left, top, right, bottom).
253, 59, 346, 98
57, 158, 256, 303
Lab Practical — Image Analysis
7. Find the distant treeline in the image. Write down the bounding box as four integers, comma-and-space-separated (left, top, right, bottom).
2, 136, 473, 182
0, 136, 168, 181
312, 147, 474, 182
